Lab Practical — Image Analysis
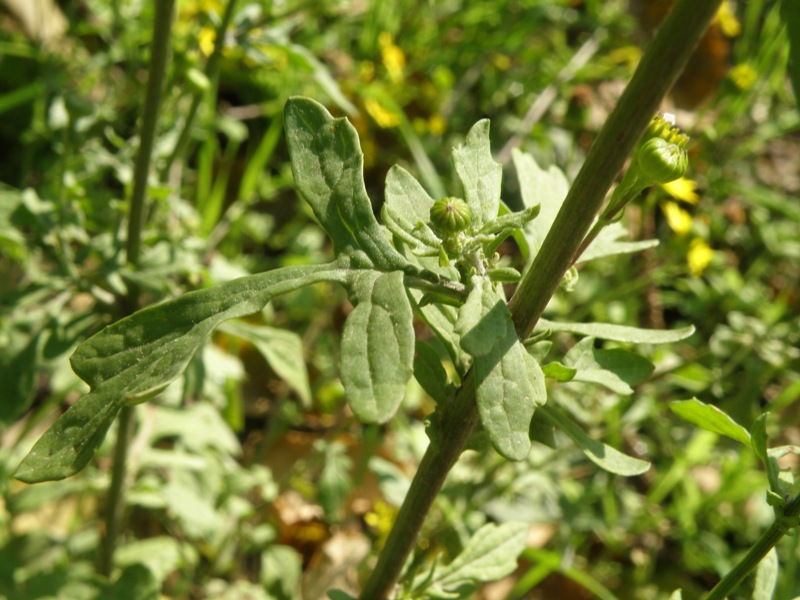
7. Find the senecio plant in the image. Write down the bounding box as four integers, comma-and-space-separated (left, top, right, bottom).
13, 1, 800, 598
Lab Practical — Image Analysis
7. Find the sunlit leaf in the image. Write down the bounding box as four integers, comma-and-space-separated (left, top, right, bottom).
670, 398, 752, 447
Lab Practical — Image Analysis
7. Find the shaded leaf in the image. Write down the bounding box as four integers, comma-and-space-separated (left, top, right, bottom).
0, 330, 40, 423
383, 165, 440, 252
455, 278, 510, 358
432, 522, 528, 589
537, 318, 695, 344
564, 337, 654, 395
15, 263, 349, 482
414, 340, 452, 404
219, 320, 312, 407
96, 564, 159, 600
341, 271, 415, 423
317, 441, 353, 523
284, 97, 410, 271
670, 398, 752, 447
452, 120, 502, 228
538, 404, 651, 476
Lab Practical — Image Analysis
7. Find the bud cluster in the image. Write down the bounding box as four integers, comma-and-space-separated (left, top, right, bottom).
633, 113, 690, 185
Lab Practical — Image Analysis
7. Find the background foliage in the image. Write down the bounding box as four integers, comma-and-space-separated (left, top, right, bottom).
1, 0, 798, 598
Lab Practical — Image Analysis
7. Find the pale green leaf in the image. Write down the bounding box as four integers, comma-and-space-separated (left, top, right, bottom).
452, 120, 502, 228
455, 278, 510, 358
433, 522, 528, 588
670, 398, 752, 447
475, 331, 546, 461
753, 548, 779, 600
537, 318, 695, 344
284, 97, 410, 271
577, 221, 659, 263
341, 271, 415, 423
564, 338, 654, 395
512, 149, 569, 256
538, 404, 651, 476
15, 263, 349, 482
383, 165, 440, 252
219, 321, 312, 407
318, 441, 353, 523
669, 590, 683, 600
262, 545, 302, 599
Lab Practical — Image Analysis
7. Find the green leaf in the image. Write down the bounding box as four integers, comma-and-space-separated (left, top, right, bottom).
96, 564, 159, 600
432, 522, 528, 589
383, 165, 440, 252
15, 263, 349, 483
410, 289, 470, 372
752, 548, 779, 600
452, 120, 502, 229
284, 97, 410, 272
261, 545, 302, 599
455, 278, 510, 358
782, 0, 800, 113
537, 318, 695, 344
512, 149, 569, 257
564, 337, 654, 395
477, 204, 541, 237
0, 330, 40, 423
219, 321, 312, 407
328, 591, 357, 600
285, 44, 357, 116
669, 398, 752, 447
576, 221, 658, 263
542, 361, 576, 382
317, 441, 353, 523
414, 340, 452, 405
475, 331, 546, 461
340, 271, 415, 423
538, 404, 650, 476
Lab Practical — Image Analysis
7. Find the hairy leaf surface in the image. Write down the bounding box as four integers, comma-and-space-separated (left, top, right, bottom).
452, 120, 502, 229
15, 263, 350, 482
340, 271, 415, 423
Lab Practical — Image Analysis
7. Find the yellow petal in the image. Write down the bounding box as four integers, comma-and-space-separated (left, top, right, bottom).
687, 238, 714, 276
716, 1, 741, 38
379, 32, 405, 84
365, 98, 400, 129
661, 177, 699, 204
730, 64, 756, 91
661, 201, 693, 236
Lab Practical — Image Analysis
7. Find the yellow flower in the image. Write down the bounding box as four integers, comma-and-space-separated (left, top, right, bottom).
661, 177, 699, 204
365, 98, 400, 128
492, 53, 512, 71
661, 201, 693, 236
716, 1, 741, 38
198, 27, 216, 57
687, 238, 714, 276
365, 500, 397, 543
730, 64, 756, 90
379, 32, 405, 84
428, 114, 445, 135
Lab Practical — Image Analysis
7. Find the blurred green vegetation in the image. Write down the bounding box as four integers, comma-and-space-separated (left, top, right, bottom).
0, 0, 798, 598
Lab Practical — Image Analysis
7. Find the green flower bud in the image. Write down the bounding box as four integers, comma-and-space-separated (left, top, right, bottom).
430, 197, 472, 235
635, 137, 688, 184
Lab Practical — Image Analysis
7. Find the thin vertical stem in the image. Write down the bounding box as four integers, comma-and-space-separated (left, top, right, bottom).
162, 0, 239, 178
703, 494, 800, 600
358, 1, 723, 597
100, 0, 176, 578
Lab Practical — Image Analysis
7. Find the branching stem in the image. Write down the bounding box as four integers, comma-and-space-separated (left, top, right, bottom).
358, 1, 723, 597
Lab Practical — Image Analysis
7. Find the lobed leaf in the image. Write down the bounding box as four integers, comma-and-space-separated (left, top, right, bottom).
452, 120, 502, 229
15, 263, 350, 482
538, 404, 651, 476
284, 97, 411, 272
340, 271, 415, 423
669, 398, 752, 447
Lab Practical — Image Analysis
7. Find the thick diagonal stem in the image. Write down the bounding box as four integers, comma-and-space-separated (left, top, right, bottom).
358, 1, 723, 597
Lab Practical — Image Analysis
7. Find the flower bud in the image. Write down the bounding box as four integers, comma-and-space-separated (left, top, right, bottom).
635, 137, 688, 184
430, 197, 472, 235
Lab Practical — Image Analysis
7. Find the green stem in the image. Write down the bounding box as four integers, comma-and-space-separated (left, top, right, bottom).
704, 494, 800, 600
101, 0, 175, 578
358, 1, 722, 597
162, 0, 239, 178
